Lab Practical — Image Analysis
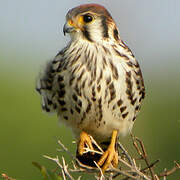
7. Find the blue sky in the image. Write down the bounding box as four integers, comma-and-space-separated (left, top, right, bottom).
0, 0, 180, 76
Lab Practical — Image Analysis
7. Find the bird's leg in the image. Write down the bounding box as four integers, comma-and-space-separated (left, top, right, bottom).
78, 131, 94, 155
98, 130, 118, 173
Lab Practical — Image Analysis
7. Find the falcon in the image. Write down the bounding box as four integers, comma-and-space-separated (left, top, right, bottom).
36, 3, 145, 172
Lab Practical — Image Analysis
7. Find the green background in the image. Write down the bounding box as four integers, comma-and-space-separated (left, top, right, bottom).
0, 0, 179, 179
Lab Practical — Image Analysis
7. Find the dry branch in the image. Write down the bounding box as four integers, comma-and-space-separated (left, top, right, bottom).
43, 135, 180, 180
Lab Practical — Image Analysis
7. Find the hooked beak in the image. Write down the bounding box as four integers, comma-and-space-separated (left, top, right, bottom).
63, 22, 75, 36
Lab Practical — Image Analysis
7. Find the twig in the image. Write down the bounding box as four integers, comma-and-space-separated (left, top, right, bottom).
93, 161, 105, 180
154, 174, 160, 180
158, 161, 180, 178
90, 136, 104, 153
43, 135, 179, 180
57, 140, 76, 160
132, 135, 156, 179
111, 167, 141, 180
118, 158, 151, 180
61, 168, 66, 180
141, 159, 160, 172
43, 155, 74, 180
117, 142, 135, 167
84, 147, 103, 155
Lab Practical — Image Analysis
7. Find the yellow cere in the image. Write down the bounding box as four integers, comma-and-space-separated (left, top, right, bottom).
68, 19, 75, 26
78, 16, 85, 25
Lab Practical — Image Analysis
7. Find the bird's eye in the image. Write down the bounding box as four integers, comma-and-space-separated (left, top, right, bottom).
83, 14, 93, 23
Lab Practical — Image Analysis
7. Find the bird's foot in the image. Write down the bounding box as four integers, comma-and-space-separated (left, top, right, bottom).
98, 145, 118, 173
98, 130, 118, 173
78, 131, 94, 155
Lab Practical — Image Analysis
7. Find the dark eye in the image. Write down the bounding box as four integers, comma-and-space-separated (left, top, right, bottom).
83, 14, 93, 23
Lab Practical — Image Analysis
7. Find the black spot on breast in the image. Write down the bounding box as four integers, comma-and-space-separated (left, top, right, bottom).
126, 89, 132, 99
139, 97, 143, 102
74, 84, 81, 96
82, 78, 87, 89
140, 90, 145, 99
78, 100, 82, 108
104, 88, 108, 99
108, 82, 116, 103
69, 46, 77, 55
75, 105, 81, 114
126, 71, 136, 104
58, 75, 64, 82
71, 65, 79, 75
70, 108, 74, 114
102, 45, 110, 55
109, 60, 118, 80
112, 104, 116, 110
86, 101, 92, 113
69, 74, 75, 86
135, 70, 141, 76
58, 100, 66, 106
61, 107, 67, 111
87, 48, 91, 58
91, 85, 96, 101
59, 83, 65, 89
127, 61, 133, 67
72, 94, 78, 102
97, 69, 103, 85
86, 59, 92, 72
126, 71, 131, 77
126, 79, 132, 90
135, 105, 140, 111
88, 79, 93, 86
131, 98, 137, 105
58, 90, 65, 98
136, 79, 140, 85
70, 54, 81, 67
117, 99, 123, 107
97, 85, 101, 92
120, 106, 127, 113
113, 48, 129, 60
113, 28, 119, 41
132, 117, 136, 121
122, 112, 129, 119
106, 76, 111, 85
102, 56, 107, 68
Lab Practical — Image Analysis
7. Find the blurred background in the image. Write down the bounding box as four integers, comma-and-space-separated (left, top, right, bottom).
0, 0, 179, 179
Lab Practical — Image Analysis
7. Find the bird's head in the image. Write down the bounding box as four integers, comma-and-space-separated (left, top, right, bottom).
63, 4, 120, 43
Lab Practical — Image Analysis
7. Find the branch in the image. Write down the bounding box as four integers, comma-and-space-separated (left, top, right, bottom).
42, 135, 179, 180
132, 135, 156, 179
158, 161, 180, 178
43, 155, 74, 180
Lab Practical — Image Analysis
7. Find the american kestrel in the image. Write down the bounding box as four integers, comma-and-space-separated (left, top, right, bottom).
36, 4, 145, 172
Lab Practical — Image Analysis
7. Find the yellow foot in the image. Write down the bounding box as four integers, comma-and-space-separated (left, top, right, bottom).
78, 131, 94, 155
98, 130, 119, 173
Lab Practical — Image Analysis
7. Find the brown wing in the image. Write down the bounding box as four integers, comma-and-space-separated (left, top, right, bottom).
36, 47, 68, 113
121, 40, 145, 103
36, 60, 57, 113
